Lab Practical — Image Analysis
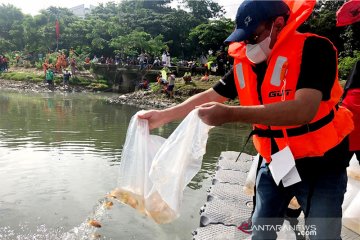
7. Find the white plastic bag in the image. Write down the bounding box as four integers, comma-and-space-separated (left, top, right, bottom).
347, 153, 360, 180
148, 109, 213, 223
112, 111, 165, 214
243, 154, 260, 196
343, 154, 360, 234
114, 109, 212, 224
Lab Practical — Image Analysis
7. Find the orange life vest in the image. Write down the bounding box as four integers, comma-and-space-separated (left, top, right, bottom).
229, 32, 353, 162
228, 0, 353, 162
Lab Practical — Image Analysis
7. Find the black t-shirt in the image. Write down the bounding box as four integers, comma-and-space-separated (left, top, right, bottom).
213, 36, 336, 101
213, 36, 352, 171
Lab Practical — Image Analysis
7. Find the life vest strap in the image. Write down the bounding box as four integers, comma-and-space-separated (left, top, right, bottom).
252, 109, 335, 138
235, 107, 337, 162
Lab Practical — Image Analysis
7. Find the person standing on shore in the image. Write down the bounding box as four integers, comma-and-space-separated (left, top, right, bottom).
46, 68, 54, 87
138, 0, 354, 239
63, 69, 71, 86
166, 71, 175, 98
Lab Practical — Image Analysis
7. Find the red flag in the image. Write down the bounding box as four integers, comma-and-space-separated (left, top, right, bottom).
336, 0, 360, 27
55, 19, 60, 40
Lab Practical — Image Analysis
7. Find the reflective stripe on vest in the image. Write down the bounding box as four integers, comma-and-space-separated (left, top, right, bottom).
235, 63, 245, 89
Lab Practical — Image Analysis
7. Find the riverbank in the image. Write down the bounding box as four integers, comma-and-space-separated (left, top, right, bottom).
0, 77, 177, 109
105, 75, 224, 109
0, 69, 221, 109
0, 66, 95, 93
0, 78, 90, 93
0, 70, 347, 111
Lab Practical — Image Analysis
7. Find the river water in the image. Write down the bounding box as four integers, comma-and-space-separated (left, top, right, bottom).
0, 91, 254, 240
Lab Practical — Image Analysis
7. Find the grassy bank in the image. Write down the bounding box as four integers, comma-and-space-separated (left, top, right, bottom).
0, 67, 110, 91
0, 71, 44, 82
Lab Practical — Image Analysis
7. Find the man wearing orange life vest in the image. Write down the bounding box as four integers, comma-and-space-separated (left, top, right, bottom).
139, 0, 354, 238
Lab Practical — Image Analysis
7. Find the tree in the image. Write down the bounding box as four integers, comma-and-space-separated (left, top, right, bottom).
300, 0, 345, 53
110, 30, 166, 57
89, 2, 120, 21
338, 50, 360, 80
22, 15, 42, 52
1, 0, 359, 63
181, 0, 225, 23
116, 0, 196, 57
340, 22, 360, 57
0, 38, 16, 53
188, 18, 234, 55
0, 4, 24, 51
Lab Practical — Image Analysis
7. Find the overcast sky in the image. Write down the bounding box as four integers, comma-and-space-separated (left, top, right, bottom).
0, 0, 242, 19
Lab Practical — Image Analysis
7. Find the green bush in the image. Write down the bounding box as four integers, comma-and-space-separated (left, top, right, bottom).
338, 51, 360, 80
149, 82, 162, 92
0, 72, 12, 80
0, 72, 45, 82
97, 79, 108, 84
77, 66, 84, 71
33, 77, 44, 82
54, 76, 63, 84
35, 61, 43, 70
70, 76, 91, 86
11, 73, 27, 81
48, 54, 57, 65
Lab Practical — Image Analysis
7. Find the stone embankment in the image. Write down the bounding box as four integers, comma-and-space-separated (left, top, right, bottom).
106, 90, 178, 109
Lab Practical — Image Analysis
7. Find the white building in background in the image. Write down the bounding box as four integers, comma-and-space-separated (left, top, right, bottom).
69, 4, 95, 18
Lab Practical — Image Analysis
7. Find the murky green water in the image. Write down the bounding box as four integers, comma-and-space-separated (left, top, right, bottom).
0, 91, 253, 240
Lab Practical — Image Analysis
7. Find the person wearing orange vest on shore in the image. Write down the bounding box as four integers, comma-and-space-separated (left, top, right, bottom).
138, 1, 354, 239
42, 59, 49, 77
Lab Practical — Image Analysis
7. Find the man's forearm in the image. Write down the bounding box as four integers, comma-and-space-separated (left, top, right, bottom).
161, 88, 227, 123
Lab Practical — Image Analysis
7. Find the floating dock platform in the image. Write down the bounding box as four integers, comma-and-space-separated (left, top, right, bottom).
192, 151, 360, 240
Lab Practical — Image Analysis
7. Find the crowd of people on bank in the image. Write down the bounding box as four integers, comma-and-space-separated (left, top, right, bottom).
85, 47, 231, 98
87, 50, 172, 69
1, 46, 229, 94
39, 51, 78, 88
86, 48, 231, 76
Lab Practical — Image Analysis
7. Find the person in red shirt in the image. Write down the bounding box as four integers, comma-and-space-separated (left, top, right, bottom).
342, 60, 360, 161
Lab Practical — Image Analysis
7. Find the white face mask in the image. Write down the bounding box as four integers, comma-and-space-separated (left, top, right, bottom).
246, 23, 274, 64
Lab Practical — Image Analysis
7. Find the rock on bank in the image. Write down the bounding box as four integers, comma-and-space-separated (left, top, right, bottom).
106, 90, 178, 110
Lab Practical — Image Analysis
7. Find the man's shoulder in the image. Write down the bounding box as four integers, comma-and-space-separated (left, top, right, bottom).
300, 34, 336, 59
304, 35, 335, 51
